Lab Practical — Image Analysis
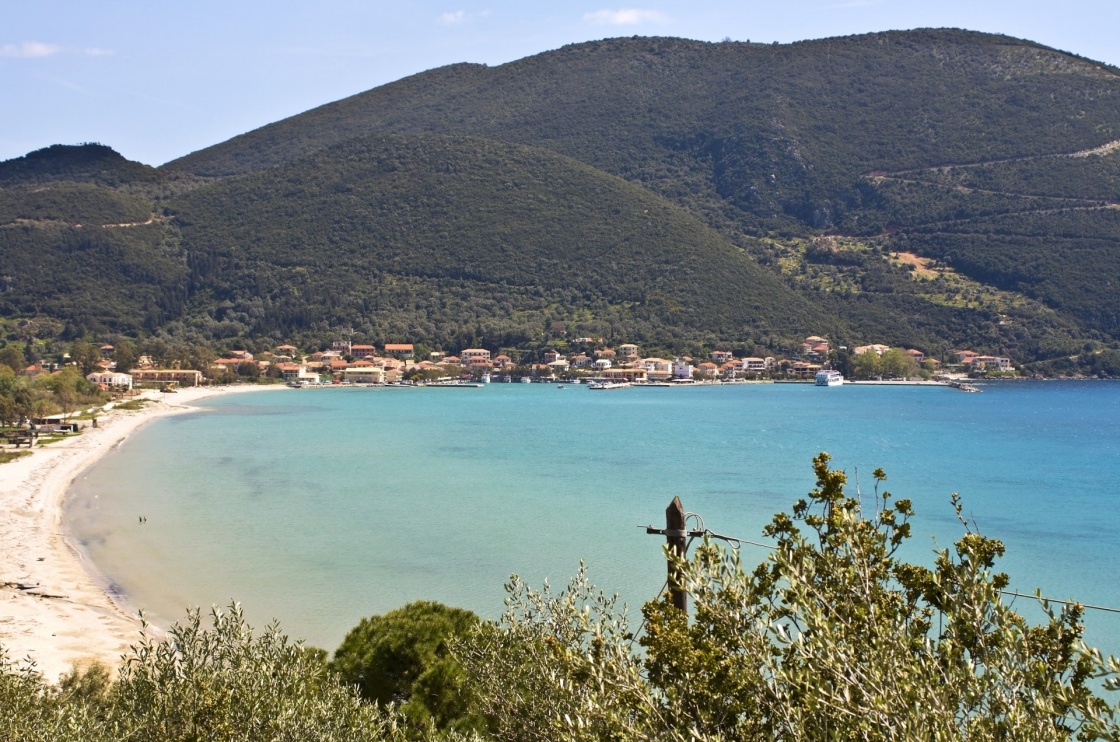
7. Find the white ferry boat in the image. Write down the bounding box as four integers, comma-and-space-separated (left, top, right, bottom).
815, 370, 844, 387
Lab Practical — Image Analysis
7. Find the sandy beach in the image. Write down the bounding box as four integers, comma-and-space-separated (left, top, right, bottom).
0, 384, 277, 682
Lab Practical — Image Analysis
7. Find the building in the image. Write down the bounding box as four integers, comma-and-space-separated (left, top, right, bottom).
672, 360, 694, 380
617, 344, 639, 360
350, 344, 378, 358
131, 369, 204, 387
343, 366, 386, 384
972, 355, 1013, 372
639, 358, 673, 380
697, 361, 720, 377
953, 350, 980, 364
710, 350, 734, 364
86, 371, 133, 390
600, 368, 648, 382
460, 348, 491, 368
787, 361, 822, 379
741, 357, 773, 373
383, 344, 415, 359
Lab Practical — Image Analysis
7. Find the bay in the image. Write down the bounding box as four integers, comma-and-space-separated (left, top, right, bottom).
67, 381, 1120, 655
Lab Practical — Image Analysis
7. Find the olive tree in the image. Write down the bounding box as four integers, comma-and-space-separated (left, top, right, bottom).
1, 604, 412, 742
461, 454, 1120, 741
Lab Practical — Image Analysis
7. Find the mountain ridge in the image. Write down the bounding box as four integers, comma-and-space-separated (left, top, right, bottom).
2, 29, 1118, 365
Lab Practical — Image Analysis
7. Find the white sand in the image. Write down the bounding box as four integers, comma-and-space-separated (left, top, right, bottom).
0, 384, 277, 682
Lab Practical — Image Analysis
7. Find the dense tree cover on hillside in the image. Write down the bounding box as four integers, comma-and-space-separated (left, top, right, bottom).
171, 134, 829, 348
1, 31, 1119, 364
0, 144, 163, 188
0, 184, 153, 227
164, 29, 1120, 353
4, 456, 1120, 740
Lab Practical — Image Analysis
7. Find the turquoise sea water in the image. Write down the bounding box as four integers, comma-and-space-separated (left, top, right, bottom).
68, 381, 1120, 655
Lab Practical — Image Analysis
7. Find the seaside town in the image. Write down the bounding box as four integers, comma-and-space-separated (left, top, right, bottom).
71, 336, 1016, 391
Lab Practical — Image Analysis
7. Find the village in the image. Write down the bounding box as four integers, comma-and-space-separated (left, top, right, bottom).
77, 336, 1015, 390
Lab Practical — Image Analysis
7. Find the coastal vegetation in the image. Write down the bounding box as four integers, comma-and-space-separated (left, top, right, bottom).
3, 455, 1119, 739
0, 363, 106, 434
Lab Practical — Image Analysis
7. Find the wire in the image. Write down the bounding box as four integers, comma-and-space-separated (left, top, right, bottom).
645, 523, 1120, 616
999, 590, 1120, 616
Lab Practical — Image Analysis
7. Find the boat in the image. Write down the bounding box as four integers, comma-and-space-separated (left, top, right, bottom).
520, 377, 532, 383
557, 385, 565, 390
588, 381, 632, 390
815, 370, 844, 387
480, 373, 491, 384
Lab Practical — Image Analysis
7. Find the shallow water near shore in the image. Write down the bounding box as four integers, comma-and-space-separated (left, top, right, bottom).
68, 381, 1120, 655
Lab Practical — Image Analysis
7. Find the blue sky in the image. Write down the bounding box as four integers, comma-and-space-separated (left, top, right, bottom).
4, 1, 1118, 166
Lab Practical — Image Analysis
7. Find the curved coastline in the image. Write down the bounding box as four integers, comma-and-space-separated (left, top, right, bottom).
0, 384, 276, 682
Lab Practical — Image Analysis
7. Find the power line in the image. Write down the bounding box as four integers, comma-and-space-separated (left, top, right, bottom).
640, 521, 1120, 617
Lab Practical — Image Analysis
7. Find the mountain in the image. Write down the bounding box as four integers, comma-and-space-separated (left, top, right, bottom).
172, 134, 829, 347
2, 30, 1119, 362
167, 29, 1120, 358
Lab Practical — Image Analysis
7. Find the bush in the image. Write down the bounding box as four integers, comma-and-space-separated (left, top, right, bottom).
331, 601, 484, 735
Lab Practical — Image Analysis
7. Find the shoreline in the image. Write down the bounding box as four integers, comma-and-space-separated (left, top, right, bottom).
0, 383, 277, 682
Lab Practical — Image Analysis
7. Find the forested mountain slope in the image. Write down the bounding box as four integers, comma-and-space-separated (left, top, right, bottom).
171, 134, 830, 347
2, 30, 1118, 360
167, 29, 1120, 352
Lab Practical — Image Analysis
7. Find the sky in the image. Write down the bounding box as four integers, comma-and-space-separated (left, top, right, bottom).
4, 1, 1119, 167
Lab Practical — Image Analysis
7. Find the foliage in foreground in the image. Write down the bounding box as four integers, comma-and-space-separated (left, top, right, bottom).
458, 454, 1120, 741
331, 601, 484, 735
3, 455, 1120, 740
0, 605, 411, 742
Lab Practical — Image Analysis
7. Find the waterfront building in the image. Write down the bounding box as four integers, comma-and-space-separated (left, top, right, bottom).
86, 371, 133, 390
384, 344, 415, 359
460, 349, 492, 368
131, 369, 204, 387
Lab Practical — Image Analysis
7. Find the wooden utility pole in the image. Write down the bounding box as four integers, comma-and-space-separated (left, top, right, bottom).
666, 496, 688, 614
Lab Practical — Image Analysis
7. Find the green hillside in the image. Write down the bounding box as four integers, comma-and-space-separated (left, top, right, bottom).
166, 29, 1120, 353
0, 145, 188, 337
171, 134, 829, 348
2, 30, 1119, 362
0, 143, 163, 188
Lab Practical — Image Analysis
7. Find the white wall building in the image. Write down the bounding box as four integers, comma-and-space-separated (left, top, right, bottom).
86, 371, 133, 390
